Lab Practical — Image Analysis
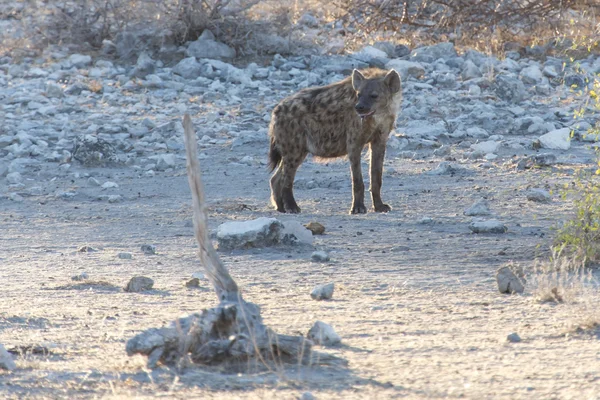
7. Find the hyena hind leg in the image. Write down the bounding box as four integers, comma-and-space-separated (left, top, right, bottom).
270, 166, 285, 212
280, 154, 306, 214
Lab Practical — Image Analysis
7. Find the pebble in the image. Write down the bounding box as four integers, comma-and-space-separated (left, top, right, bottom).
307, 321, 341, 346
124, 276, 154, 292
311, 251, 330, 262
310, 282, 334, 300
506, 332, 522, 343
140, 244, 156, 255
526, 188, 552, 203
469, 219, 507, 234
0, 344, 16, 371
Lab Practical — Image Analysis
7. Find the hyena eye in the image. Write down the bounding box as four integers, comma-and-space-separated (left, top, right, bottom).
370, 93, 379, 99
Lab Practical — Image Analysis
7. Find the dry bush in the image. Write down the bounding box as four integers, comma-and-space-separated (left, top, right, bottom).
335, 0, 600, 50
1, 0, 295, 58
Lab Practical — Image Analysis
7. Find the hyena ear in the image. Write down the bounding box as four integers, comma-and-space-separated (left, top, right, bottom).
384, 69, 401, 93
352, 69, 365, 91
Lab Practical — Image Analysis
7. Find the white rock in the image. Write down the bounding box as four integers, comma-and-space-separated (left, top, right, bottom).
307, 321, 341, 346
6, 172, 22, 184
68, 54, 92, 68
497, 264, 525, 294
311, 251, 330, 262
0, 344, 16, 371
469, 219, 507, 234
470, 140, 500, 154
280, 220, 313, 246
385, 59, 425, 80
464, 197, 491, 216
520, 65, 543, 84
310, 282, 334, 300
217, 217, 283, 251
539, 128, 571, 150
526, 188, 552, 203
101, 181, 119, 189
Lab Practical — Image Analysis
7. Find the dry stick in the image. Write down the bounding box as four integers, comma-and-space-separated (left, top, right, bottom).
182, 114, 239, 302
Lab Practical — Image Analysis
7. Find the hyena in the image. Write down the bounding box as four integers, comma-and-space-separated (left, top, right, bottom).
267, 68, 402, 214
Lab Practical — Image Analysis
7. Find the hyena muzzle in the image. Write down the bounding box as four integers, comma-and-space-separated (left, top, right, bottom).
268, 68, 402, 214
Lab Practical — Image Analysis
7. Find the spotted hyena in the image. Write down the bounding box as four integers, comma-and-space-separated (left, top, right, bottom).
268, 68, 402, 214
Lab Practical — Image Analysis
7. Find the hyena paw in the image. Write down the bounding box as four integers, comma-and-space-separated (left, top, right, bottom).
284, 205, 301, 214
350, 204, 367, 214
374, 203, 392, 213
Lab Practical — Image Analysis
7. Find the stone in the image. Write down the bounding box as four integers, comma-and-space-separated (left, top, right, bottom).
307, 321, 341, 346
101, 181, 119, 189
131, 52, 155, 78
506, 333, 521, 343
394, 44, 411, 58
520, 65, 543, 84
470, 140, 500, 154
71, 272, 89, 281
300, 392, 316, 400
516, 153, 557, 170
72, 135, 117, 166
494, 75, 526, 103
280, 221, 313, 246
385, 59, 425, 80
469, 219, 507, 234
186, 37, 236, 60
410, 42, 457, 63
426, 162, 467, 175
141, 244, 156, 255
217, 217, 283, 251
68, 54, 92, 68
0, 344, 16, 371
186, 278, 201, 288
118, 252, 133, 259
526, 188, 552, 203
6, 172, 22, 184
311, 251, 330, 262
173, 57, 203, 79
124, 276, 154, 292
539, 128, 571, 150
461, 60, 482, 81
310, 282, 334, 300
565, 74, 586, 89
45, 82, 64, 98
496, 264, 526, 294
304, 222, 325, 235
464, 198, 492, 216
298, 13, 319, 28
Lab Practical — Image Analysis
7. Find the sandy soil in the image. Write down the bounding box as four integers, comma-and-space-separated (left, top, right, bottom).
1, 132, 600, 399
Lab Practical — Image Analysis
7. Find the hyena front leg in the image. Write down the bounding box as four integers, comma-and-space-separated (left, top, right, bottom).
369, 136, 391, 213
348, 146, 367, 214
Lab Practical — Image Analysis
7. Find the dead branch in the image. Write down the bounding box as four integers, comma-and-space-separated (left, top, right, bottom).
126, 114, 346, 370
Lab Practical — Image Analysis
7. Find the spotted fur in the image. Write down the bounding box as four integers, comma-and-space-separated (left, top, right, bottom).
268, 68, 402, 214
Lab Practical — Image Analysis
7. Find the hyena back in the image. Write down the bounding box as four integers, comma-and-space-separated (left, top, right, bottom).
268, 68, 402, 214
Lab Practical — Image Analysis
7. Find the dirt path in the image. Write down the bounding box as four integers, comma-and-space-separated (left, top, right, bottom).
1, 138, 599, 399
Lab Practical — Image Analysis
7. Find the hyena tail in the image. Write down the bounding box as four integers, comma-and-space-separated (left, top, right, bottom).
268, 136, 282, 172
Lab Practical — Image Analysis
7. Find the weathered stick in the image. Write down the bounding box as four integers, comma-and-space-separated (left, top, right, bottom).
182, 114, 239, 302
126, 115, 346, 369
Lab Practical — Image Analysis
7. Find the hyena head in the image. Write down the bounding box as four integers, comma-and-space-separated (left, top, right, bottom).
351, 69, 402, 118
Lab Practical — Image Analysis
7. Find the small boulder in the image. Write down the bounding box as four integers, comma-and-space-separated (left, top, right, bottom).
186, 36, 236, 60
124, 276, 154, 292
496, 264, 525, 294
0, 344, 16, 371
310, 283, 334, 300
217, 217, 283, 251
141, 244, 156, 255
385, 59, 425, 80
469, 219, 507, 234
311, 251, 330, 262
506, 332, 521, 343
526, 188, 552, 203
307, 321, 341, 346
280, 221, 313, 246
464, 198, 492, 216
539, 128, 571, 150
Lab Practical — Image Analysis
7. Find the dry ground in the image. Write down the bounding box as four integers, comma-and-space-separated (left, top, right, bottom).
1, 140, 600, 399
